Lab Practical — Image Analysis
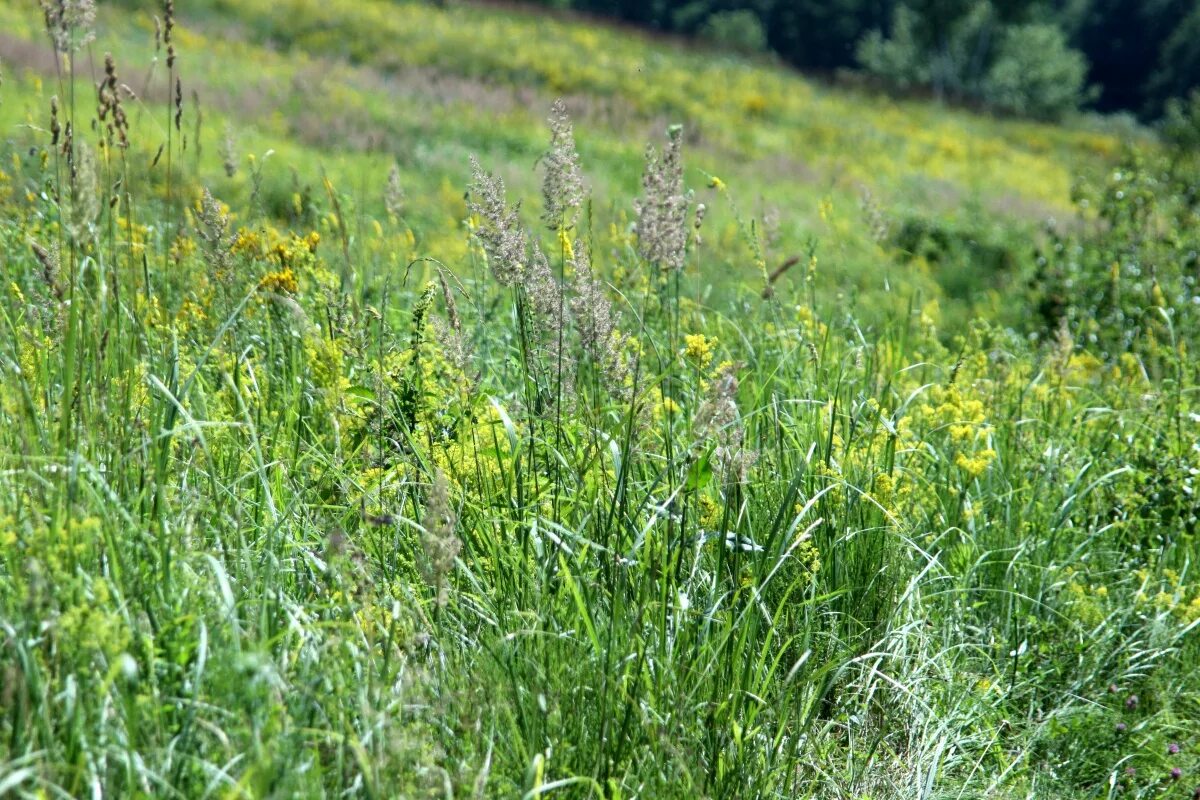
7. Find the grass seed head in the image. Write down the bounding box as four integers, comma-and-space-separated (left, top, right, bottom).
467, 157, 527, 287
569, 241, 630, 395
421, 470, 460, 609
635, 124, 689, 272
541, 99, 585, 230
385, 163, 405, 218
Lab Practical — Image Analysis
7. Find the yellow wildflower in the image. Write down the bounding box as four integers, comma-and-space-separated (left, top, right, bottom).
260, 268, 298, 294
684, 333, 717, 368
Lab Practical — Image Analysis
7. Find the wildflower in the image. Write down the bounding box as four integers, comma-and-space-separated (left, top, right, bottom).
634, 125, 689, 272
466, 157, 526, 286
1126, 694, 1139, 710
954, 449, 997, 479
683, 333, 717, 368
1172, 768, 1183, 781
655, 393, 681, 419
540, 99, 584, 230
232, 229, 262, 256
259, 268, 298, 295
1115, 722, 1127, 733
1170, 743, 1181, 755
697, 494, 721, 528
556, 228, 575, 261
1109, 684, 1119, 693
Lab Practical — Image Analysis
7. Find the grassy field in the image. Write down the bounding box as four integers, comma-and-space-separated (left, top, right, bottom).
1, 1, 1198, 798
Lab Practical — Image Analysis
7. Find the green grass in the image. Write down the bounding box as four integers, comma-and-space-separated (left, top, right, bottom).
0, 2, 1198, 798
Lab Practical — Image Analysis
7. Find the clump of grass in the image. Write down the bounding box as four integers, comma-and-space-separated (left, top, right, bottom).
0, 4, 1197, 799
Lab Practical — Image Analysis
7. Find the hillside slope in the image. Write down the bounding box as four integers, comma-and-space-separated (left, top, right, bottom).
0, 0, 1128, 314
1, 3, 1197, 799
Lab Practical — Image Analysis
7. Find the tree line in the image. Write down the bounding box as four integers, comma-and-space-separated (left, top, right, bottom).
530, 0, 1199, 121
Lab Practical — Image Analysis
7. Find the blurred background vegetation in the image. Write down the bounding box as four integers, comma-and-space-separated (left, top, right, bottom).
528, 0, 1198, 122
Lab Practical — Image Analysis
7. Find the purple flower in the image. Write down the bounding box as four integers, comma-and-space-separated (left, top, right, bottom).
1169, 743, 1181, 755
1171, 767, 1182, 781
1125, 766, 1137, 777
1115, 722, 1127, 733
1192, 787, 1200, 800
1125, 694, 1139, 710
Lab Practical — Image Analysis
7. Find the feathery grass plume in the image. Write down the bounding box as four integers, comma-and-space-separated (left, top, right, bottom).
433, 268, 472, 371
540, 99, 584, 230
30, 240, 63, 302
693, 362, 757, 485
195, 189, 233, 277
431, 315, 471, 375
525, 239, 563, 335
569, 241, 630, 395
466, 157, 526, 286
420, 472, 460, 609
397, 281, 437, 429
859, 187, 890, 244
635, 124, 689, 272
385, 163, 405, 218
220, 122, 238, 177
40, 0, 95, 53
437, 268, 462, 335
522, 239, 574, 407
67, 141, 99, 244
174, 77, 183, 133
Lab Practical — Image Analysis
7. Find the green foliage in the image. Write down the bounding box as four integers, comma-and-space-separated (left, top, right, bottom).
1026, 148, 1200, 361
856, 5, 929, 89
536, 0, 1196, 120
0, 2, 1198, 799
1163, 89, 1200, 154
860, 2, 1093, 120
983, 23, 1093, 119
698, 9, 768, 53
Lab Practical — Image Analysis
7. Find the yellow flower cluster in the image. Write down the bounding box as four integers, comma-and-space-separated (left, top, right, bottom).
697, 494, 721, 529
259, 268, 298, 294
684, 333, 717, 368
917, 384, 997, 479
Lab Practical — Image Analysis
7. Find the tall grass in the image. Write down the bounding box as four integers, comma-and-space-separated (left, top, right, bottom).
0, 4, 1198, 799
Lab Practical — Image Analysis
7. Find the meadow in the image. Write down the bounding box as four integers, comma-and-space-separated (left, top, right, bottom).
0, 1, 1198, 798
